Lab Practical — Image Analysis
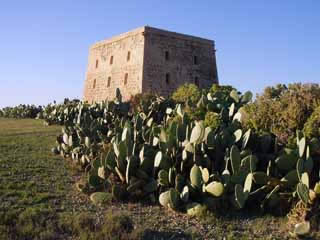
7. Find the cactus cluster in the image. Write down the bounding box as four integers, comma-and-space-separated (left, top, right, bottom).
48, 88, 320, 216
53, 90, 319, 215
4, 86, 318, 217
0, 104, 43, 118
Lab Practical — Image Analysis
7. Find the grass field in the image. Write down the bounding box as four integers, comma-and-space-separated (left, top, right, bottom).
1, 118, 317, 240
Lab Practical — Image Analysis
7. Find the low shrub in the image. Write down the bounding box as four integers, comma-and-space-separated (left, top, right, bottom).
172, 83, 201, 104
243, 83, 320, 144
129, 93, 157, 114
204, 111, 222, 131
304, 105, 320, 139
209, 84, 237, 106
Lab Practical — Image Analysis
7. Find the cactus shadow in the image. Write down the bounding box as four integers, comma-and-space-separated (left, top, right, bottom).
211, 201, 288, 221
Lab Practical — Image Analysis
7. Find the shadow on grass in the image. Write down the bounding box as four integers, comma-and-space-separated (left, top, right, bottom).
141, 230, 197, 240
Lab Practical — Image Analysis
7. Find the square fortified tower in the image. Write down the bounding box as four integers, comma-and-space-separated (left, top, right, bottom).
83, 26, 219, 103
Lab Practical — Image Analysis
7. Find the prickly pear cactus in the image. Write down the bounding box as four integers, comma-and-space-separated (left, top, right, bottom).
43, 87, 320, 220
190, 165, 203, 189
205, 181, 224, 197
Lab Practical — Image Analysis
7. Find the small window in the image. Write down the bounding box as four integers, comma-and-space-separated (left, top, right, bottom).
194, 77, 199, 87
194, 56, 198, 65
165, 51, 169, 61
124, 73, 128, 85
95, 60, 99, 68
93, 79, 96, 89
127, 51, 131, 61
165, 73, 170, 84
107, 77, 111, 87
110, 56, 114, 65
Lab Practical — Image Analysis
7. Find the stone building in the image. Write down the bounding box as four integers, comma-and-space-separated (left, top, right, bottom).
83, 26, 219, 103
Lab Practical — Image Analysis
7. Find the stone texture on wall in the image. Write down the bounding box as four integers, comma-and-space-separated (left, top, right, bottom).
83, 27, 145, 103
142, 27, 218, 97
83, 26, 218, 102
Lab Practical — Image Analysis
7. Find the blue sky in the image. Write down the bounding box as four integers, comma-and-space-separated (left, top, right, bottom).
0, 1, 319, 107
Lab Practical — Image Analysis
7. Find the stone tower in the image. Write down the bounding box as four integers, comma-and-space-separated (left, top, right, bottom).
83, 26, 218, 103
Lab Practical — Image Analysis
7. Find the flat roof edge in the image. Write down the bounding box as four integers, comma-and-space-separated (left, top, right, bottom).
90, 26, 214, 49
144, 26, 214, 43
90, 26, 146, 49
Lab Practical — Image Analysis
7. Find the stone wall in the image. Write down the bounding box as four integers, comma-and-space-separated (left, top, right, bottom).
142, 27, 218, 97
83, 27, 145, 103
83, 26, 219, 102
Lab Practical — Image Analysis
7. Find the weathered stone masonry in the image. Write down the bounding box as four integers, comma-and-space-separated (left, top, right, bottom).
83, 26, 218, 103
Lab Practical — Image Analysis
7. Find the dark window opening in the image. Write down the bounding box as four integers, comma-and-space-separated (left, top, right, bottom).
124, 73, 128, 85
165, 73, 170, 84
194, 77, 199, 87
194, 56, 198, 65
110, 56, 114, 65
107, 77, 111, 87
93, 79, 96, 89
127, 51, 131, 61
165, 51, 169, 61
95, 60, 99, 68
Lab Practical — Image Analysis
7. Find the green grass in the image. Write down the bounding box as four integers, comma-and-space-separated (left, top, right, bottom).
0, 118, 187, 240
0, 118, 319, 239
0, 118, 102, 239
0, 119, 71, 239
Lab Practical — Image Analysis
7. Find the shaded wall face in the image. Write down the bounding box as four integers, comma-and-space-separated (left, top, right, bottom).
142, 32, 218, 97
83, 32, 145, 103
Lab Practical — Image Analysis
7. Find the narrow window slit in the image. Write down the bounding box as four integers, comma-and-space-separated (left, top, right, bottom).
124, 73, 128, 85
165, 51, 169, 61
165, 73, 170, 84
194, 56, 198, 65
